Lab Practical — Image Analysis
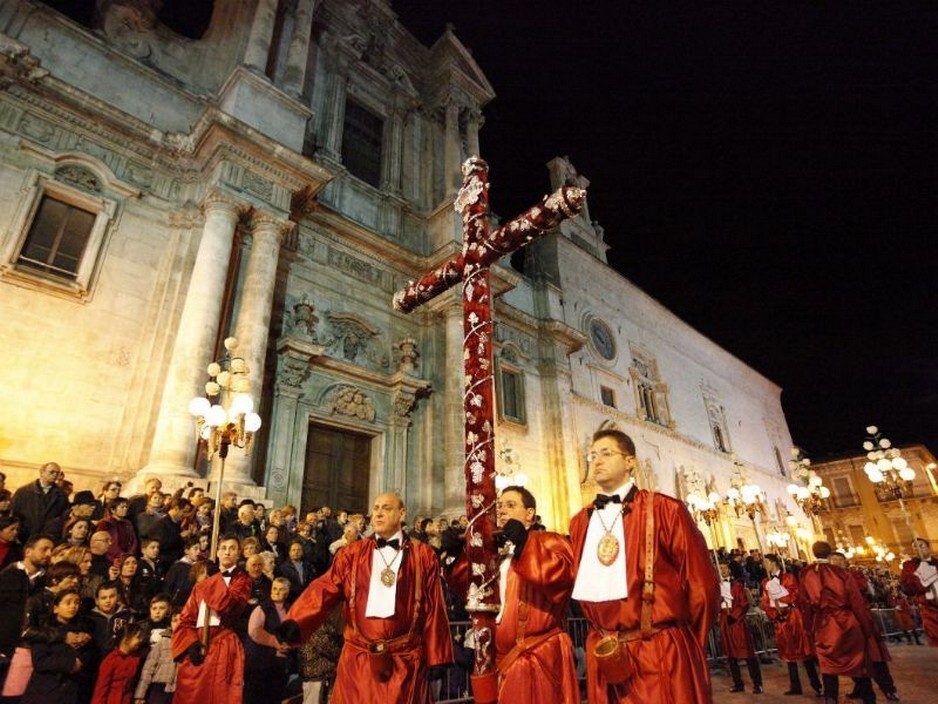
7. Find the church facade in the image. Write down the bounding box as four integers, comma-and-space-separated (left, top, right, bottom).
0, 0, 804, 546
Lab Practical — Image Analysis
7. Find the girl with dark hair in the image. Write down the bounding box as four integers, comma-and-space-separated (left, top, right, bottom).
20, 589, 95, 704
112, 554, 147, 614
91, 621, 147, 704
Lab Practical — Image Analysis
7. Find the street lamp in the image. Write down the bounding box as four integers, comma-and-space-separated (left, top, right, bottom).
786, 446, 830, 535
861, 426, 920, 557
725, 465, 767, 553
188, 336, 262, 562
685, 476, 723, 568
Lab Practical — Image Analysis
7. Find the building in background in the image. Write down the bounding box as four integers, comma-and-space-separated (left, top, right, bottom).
1, 0, 804, 540
809, 445, 938, 566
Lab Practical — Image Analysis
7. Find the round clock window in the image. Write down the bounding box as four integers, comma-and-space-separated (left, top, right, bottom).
589, 319, 616, 360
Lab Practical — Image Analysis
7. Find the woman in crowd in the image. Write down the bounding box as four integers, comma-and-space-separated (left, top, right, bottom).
62, 517, 94, 548
97, 498, 138, 562
0, 515, 23, 568
259, 524, 285, 563
244, 577, 292, 704
113, 554, 147, 614
25, 561, 82, 627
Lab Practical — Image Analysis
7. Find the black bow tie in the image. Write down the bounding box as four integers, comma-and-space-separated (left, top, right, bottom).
376, 538, 400, 550
221, 569, 236, 578
593, 493, 622, 510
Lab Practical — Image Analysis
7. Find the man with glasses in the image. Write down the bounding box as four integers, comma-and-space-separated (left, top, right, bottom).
93, 481, 123, 520
570, 428, 720, 704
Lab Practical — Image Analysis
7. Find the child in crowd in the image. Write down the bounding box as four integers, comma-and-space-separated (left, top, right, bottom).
21, 589, 95, 704
137, 539, 164, 601
133, 611, 180, 704
145, 594, 173, 645
87, 581, 135, 653
91, 621, 146, 704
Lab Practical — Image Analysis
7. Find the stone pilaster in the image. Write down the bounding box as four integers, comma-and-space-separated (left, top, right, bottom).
465, 108, 482, 159
243, 0, 280, 74
223, 212, 294, 484
282, 0, 317, 97
443, 98, 462, 195
140, 192, 244, 480
319, 54, 349, 163
427, 288, 466, 514
381, 104, 405, 195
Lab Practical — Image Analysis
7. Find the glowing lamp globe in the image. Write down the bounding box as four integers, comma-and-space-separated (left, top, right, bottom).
244, 412, 262, 433
188, 397, 211, 417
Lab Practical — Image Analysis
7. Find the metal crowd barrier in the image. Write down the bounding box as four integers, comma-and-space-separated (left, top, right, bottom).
434, 608, 912, 703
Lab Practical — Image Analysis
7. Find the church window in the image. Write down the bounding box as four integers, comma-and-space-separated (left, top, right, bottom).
0, 169, 117, 300
17, 195, 96, 280
628, 349, 673, 428
342, 99, 384, 188
600, 385, 616, 408
497, 364, 526, 425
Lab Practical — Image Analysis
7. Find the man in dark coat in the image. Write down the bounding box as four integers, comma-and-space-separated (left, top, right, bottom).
148, 497, 193, 564
9, 462, 69, 540
0, 533, 54, 656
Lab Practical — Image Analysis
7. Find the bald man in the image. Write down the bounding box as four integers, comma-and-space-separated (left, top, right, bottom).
279, 492, 453, 703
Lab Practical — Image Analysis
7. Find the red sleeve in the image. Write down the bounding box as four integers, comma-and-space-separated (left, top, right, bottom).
730, 580, 749, 621
284, 541, 353, 641
513, 531, 574, 605
779, 572, 800, 605
443, 553, 470, 602
669, 498, 721, 646
900, 559, 925, 596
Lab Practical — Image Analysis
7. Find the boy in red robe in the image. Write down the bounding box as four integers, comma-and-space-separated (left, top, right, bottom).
799, 541, 875, 704
278, 492, 453, 704
444, 485, 579, 703
569, 429, 720, 704
171, 534, 253, 704
760, 553, 822, 695
717, 563, 762, 693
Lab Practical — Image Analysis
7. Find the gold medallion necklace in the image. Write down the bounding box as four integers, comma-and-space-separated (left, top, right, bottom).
595, 506, 625, 566
376, 544, 403, 587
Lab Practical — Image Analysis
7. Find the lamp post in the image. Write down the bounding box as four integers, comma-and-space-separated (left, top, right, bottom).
861, 426, 920, 557
786, 446, 831, 537
188, 336, 262, 563
685, 476, 723, 568
725, 464, 767, 553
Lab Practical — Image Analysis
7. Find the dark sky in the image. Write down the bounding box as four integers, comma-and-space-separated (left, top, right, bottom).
393, 1, 938, 459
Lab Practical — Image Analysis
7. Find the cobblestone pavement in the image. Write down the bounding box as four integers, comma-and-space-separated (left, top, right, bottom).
711, 641, 936, 704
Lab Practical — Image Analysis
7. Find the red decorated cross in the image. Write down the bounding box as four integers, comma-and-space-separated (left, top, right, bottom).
392, 157, 585, 701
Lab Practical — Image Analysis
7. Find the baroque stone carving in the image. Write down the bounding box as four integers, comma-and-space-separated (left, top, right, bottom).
327, 247, 394, 291
96, 1, 162, 59
397, 337, 419, 374
325, 311, 386, 367
290, 295, 320, 339
326, 384, 376, 422
55, 165, 102, 194
393, 389, 418, 418
277, 353, 311, 389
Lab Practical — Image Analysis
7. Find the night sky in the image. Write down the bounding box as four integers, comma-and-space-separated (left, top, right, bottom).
394, 2, 938, 459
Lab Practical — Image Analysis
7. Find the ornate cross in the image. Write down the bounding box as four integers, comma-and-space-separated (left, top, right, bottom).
393, 157, 585, 700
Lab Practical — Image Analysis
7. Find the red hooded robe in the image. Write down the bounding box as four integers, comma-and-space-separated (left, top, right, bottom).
569, 489, 720, 704
285, 537, 453, 704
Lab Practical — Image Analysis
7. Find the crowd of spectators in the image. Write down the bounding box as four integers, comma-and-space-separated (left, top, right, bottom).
0, 463, 433, 703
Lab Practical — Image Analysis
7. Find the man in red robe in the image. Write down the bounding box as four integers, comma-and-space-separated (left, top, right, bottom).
799, 541, 875, 704
900, 538, 938, 647
171, 534, 253, 704
444, 485, 579, 703
278, 492, 453, 703
569, 429, 720, 704
760, 553, 822, 696
832, 552, 899, 701
717, 563, 762, 694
